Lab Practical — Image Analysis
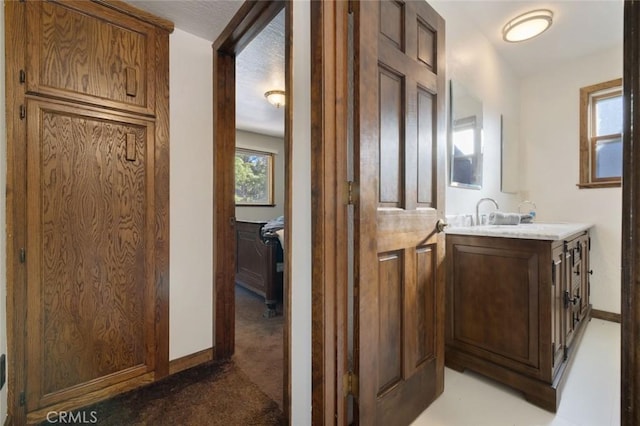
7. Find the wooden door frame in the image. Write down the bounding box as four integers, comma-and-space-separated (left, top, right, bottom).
309, 1, 350, 424
311, 1, 640, 425
622, 2, 640, 424
211, 0, 292, 420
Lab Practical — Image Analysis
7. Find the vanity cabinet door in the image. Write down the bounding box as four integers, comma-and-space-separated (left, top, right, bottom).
578, 235, 591, 320
551, 245, 565, 377
562, 243, 575, 348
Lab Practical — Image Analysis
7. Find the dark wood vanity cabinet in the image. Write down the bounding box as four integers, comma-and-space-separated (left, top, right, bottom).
446, 231, 591, 412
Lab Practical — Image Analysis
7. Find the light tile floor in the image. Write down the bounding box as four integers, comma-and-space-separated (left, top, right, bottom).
412, 319, 621, 426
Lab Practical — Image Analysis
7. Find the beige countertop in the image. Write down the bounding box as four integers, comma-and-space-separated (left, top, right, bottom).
445, 222, 593, 241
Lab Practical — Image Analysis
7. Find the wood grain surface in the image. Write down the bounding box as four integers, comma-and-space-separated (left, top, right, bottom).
7, 0, 173, 420
26, 100, 155, 409
26, 1, 155, 114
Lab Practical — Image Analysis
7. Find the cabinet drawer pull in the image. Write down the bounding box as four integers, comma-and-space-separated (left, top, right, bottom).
564, 291, 580, 308
126, 67, 137, 97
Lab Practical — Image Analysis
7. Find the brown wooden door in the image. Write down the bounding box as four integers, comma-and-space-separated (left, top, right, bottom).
25, 1, 156, 115
24, 98, 157, 411
353, 1, 446, 424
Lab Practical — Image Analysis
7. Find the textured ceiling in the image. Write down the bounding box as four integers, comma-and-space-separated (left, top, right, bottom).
235, 10, 285, 137
127, 0, 244, 42
128, 0, 284, 137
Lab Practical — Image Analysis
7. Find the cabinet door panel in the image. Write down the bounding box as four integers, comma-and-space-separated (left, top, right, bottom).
551, 245, 565, 377
449, 243, 540, 370
26, 1, 156, 115
25, 99, 156, 410
579, 236, 591, 319
563, 246, 576, 348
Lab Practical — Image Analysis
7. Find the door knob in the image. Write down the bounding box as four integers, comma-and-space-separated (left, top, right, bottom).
436, 219, 448, 233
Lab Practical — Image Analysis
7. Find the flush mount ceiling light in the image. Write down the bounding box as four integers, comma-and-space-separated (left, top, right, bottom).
502, 9, 553, 43
264, 90, 286, 108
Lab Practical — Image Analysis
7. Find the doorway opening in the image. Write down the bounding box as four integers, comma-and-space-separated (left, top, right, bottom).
212, 0, 291, 420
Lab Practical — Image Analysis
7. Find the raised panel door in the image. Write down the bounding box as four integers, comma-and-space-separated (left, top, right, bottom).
354, 1, 446, 424
26, 0, 156, 115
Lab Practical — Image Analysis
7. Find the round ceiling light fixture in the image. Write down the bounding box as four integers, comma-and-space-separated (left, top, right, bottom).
502, 9, 553, 43
264, 90, 286, 108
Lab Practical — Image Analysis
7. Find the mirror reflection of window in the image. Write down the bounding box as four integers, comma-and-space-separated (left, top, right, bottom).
450, 80, 483, 189
452, 118, 476, 185
453, 118, 476, 155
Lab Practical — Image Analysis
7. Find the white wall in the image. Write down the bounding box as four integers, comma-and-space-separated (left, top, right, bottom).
169, 29, 214, 359
0, 1, 7, 422
235, 129, 285, 221
521, 46, 623, 314
431, 1, 522, 218
168, 4, 313, 420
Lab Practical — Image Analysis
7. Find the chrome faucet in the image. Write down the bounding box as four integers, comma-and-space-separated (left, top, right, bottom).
476, 198, 500, 225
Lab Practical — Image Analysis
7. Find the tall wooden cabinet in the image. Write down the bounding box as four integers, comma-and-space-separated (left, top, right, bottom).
6, 1, 173, 423
445, 230, 592, 412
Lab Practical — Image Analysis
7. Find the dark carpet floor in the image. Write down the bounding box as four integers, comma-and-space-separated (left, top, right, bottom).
38, 286, 284, 425
234, 285, 284, 409
42, 287, 284, 426
40, 359, 284, 425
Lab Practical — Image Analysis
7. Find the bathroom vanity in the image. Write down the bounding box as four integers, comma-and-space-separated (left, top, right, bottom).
445, 223, 592, 412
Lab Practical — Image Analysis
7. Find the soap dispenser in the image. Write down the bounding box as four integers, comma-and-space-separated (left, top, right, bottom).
518, 200, 537, 222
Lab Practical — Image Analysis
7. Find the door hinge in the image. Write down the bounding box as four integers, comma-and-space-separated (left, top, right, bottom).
551, 261, 556, 285
347, 181, 355, 205
19, 248, 25, 263
19, 69, 25, 84
19, 391, 25, 406
19, 105, 26, 120
348, 0, 354, 14
588, 236, 591, 251
343, 371, 359, 398
552, 343, 555, 366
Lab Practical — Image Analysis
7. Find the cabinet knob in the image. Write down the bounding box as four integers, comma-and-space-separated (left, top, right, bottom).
588, 270, 593, 275
564, 291, 580, 308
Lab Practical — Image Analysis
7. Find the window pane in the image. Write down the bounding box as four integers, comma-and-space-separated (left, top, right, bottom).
235, 151, 271, 204
595, 94, 622, 136
595, 137, 622, 179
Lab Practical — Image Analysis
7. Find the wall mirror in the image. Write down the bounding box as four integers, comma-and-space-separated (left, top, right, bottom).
450, 80, 483, 189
